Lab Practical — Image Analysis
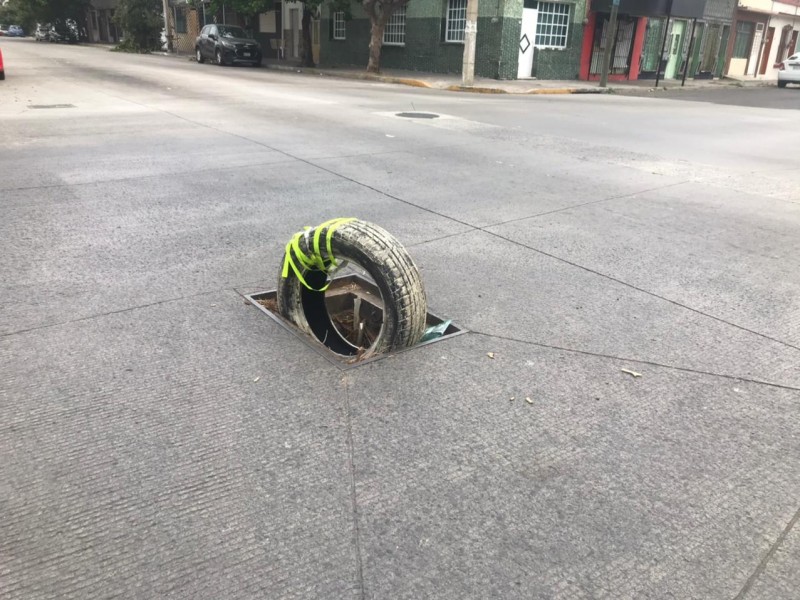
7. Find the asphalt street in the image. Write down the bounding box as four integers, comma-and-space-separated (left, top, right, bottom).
1, 37, 799, 599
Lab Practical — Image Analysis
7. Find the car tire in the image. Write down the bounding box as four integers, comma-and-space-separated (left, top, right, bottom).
778, 80, 788, 88
215, 48, 225, 66
0, 71, 4, 81
277, 219, 428, 359
196, 47, 204, 63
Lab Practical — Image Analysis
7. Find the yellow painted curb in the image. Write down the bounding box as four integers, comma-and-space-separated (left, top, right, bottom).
387, 78, 433, 88
445, 85, 508, 94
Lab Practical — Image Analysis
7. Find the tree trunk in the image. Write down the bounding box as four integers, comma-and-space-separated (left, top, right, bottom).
367, 21, 386, 73
301, 7, 314, 67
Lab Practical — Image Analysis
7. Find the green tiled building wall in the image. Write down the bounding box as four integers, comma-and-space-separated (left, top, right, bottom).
321, 16, 522, 79
533, 23, 583, 79
320, 0, 586, 80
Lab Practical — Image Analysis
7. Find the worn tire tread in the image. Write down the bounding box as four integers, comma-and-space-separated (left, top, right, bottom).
277, 220, 427, 357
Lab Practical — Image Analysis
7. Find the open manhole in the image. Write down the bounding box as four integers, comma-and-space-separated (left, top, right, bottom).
28, 104, 76, 109
246, 273, 464, 370
396, 112, 439, 119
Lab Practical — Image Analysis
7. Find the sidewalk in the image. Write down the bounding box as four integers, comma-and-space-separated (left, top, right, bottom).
82, 42, 775, 95
264, 59, 776, 95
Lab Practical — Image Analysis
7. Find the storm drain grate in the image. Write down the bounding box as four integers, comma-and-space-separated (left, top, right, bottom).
245, 274, 465, 370
28, 104, 76, 109
396, 112, 439, 119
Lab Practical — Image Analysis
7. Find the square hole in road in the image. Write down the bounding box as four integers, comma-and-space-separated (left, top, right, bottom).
245, 274, 465, 370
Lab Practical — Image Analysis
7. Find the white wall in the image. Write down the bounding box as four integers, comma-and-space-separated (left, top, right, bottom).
283, 1, 303, 30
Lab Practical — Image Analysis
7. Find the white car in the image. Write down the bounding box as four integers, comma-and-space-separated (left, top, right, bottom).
778, 53, 800, 88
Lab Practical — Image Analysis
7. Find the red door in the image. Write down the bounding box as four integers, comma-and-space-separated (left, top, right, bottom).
760, 26, 774, 74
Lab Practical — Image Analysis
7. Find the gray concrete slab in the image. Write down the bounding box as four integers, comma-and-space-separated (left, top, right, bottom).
0, 291, 360, 599
1, 117, 287, 190
486, 182, 800, 348
745, 517, 800, 600
315, 142, 687, 228
415, 230, 800, 388
0, 162, 467, 335
2, 38, 799, 600
346, 333, 800, 599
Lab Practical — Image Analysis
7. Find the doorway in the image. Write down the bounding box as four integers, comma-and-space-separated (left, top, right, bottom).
590, 13, 638, 77
759, 26, 775, 74
664, 20, 685, 79
517, 8, 538, 78
289, 8, 300, 59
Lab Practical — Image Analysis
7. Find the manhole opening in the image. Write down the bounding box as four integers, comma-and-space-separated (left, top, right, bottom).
28, 104, 76, 109
396, 112, 439, 119
246, 274, 464, 370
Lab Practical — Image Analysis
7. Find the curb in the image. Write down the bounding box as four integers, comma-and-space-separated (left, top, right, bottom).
266, 63, 434, 88
266, 64, 611, 95
194, 59, 781, 94
444, 84, 613, 94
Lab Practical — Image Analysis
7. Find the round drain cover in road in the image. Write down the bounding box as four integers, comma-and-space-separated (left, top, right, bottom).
396, 112, 439, 119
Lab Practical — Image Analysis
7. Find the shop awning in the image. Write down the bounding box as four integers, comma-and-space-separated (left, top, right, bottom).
590, 0, 706, 19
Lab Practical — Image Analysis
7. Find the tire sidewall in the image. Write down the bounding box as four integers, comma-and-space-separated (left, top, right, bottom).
277, 223, 424, 357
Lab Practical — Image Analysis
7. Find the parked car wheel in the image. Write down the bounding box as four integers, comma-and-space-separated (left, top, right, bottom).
196, 47, 204, 63
215, 49, 225, 66
778, 80, 788, 88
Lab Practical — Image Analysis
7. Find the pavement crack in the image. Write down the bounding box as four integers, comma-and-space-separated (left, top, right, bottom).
342, 377, 367, 600
0, 157, 298, 194
93, 93, 482, 232
479, 230, 800, 355
469, 330, 800, 392
88, 91, 800, 357
733, 505, 800, 599
0, 287, 230, 339
406, 229, 475, 249
481, 180, 690, 228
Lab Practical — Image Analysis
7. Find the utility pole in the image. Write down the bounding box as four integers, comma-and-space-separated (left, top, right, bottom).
599, 0, 619, 88
681, 18, 697, 86
462, 0, 479, 86
162, 0, 173, 52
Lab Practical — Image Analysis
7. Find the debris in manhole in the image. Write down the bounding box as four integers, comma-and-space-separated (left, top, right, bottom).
247, 274, 464, 369
420, 320, 451, 343
396, 112, 439, 119
245, 219, 465, 368
621, 368, 642, 378
257, 297, 278, 313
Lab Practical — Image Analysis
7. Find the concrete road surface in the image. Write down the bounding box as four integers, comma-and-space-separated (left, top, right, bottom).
1, 38, 799, 600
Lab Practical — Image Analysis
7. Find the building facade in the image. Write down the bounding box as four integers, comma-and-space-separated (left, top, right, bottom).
725, 0, 800, 79
319, 0, 587, 80
579, 0, 724, 82
86, 0, 121, 44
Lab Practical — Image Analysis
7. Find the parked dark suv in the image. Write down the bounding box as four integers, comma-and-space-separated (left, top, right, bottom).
195, 25, 261, 67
